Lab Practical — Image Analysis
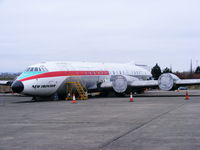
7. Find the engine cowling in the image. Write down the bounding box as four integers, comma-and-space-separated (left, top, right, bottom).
112, 75, 127, 93
158, 73, 180, 91
111, 75, 138, 93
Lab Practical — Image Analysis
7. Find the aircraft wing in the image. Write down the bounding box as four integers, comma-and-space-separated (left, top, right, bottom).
0, 80, 13, 86
132, 78, 200, 90
100, 76, 159, 93
130, 80, 158, 88
100, 73, 200, 93
100, 80, 158, 88
157, 73, 200, 91
176, 79, 200, 86
130, 79, 200, 88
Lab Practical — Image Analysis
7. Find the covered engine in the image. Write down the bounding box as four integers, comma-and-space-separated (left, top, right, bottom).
111, 75, 138, 93
158, 73, 180, 91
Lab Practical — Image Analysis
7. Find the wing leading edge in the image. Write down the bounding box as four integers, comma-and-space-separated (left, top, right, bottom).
0, 80, 13, 86
100, 73, 200, 93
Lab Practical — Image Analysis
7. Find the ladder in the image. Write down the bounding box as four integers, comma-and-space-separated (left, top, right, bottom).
66, 76, 88, 100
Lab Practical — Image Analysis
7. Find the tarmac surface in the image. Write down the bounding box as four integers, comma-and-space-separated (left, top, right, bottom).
0, 90, 200, 150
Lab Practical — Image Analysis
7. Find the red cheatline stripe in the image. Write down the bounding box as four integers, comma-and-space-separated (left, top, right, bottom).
20, 71, 110, 82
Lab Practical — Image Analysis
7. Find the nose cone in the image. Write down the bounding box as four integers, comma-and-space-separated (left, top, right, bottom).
11, 81, 24, 93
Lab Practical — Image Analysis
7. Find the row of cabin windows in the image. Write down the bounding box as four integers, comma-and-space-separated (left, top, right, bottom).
111, 70, 142, 75
87, 72, 102, 75
25, 67, 48, 72
23, 68, 143, 75
73, 71, 107, 75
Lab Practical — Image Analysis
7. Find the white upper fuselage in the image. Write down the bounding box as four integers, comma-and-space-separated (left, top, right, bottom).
15, 61, 152, 97
23, 61, 151, 75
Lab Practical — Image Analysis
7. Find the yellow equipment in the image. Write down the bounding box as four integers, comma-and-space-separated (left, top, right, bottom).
66, 76, 88, 100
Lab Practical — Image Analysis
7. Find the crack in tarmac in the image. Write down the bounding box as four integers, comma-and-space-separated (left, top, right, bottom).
99, 103, 186, 150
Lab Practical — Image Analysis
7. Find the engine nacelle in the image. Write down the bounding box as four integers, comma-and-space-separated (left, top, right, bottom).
158, 73, 180, 91
111, 75, 138, 93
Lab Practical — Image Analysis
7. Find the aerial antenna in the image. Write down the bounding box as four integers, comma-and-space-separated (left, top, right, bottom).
170, 64, 172, 72
190, 59, 193, 78
190, 59, 193, 73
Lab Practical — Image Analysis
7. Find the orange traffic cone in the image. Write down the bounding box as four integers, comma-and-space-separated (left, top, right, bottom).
130, 92, 134, 102
72, 94, 76, 103
185, 91, 189, 100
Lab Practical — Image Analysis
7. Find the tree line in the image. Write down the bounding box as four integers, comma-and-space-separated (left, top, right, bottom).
151, 64, 200, 80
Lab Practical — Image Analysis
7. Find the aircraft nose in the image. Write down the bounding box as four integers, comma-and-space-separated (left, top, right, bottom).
11, 81, 24, 93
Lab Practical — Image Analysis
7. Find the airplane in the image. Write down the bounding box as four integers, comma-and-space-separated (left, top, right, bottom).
1, 61, 200, 100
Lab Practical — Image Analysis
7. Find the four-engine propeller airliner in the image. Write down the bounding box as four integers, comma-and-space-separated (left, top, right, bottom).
1, 61, 200, 100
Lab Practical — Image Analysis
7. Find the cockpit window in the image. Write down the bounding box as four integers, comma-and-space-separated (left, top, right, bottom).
25, 66, 48, 72
40, 66, 48, 72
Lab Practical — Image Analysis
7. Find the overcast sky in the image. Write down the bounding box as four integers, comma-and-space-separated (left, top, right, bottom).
0, 0, 200, 72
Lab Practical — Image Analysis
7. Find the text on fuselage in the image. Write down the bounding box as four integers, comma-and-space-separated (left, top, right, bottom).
32, 84, 56, 88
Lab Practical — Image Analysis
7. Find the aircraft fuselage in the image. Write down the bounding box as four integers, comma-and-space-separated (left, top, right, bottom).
11, 61, 152, 98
